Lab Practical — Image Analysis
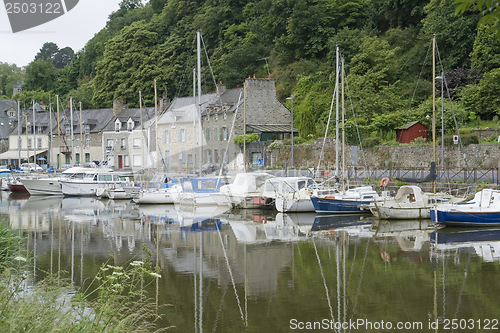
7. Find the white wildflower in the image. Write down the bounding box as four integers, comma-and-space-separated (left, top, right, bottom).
150, 272, 161, 278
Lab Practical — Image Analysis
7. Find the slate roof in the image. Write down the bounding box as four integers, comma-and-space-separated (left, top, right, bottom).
396, 121, 426, 130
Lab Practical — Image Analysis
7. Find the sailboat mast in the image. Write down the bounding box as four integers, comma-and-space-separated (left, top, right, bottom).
335, 46, 340, 178
193, 68, 197, 172
197, 30, 203, 175
341, 57, 346, 194
155, 79, 159, 171
70, 97, 74, 164
432, 36, 436, 193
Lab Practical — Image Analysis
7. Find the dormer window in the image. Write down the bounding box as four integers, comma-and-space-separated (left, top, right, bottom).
85, 125, 90, 134
115, 119, 121, 132
215, 113, 218, 121
223, 111, 227, 120
65, 125, 70, 135
127, 119, 134, 132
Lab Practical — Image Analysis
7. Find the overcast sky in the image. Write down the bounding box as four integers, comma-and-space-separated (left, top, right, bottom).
0, 0, 122, 67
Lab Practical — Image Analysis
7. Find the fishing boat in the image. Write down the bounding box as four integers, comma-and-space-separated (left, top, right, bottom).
369, 185, 461, 219
311, 186, 383, 214
430, 189, 500, 226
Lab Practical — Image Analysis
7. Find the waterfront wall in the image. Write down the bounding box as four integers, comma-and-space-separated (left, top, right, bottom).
266, 140, 500, 170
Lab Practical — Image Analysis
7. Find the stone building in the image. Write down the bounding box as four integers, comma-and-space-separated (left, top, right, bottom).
157, 78, 293, 172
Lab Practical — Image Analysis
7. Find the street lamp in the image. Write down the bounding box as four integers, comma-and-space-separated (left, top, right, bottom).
286, 95, 294, 169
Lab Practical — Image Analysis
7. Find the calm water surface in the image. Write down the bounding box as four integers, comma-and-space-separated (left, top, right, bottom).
1, 191, 499, 332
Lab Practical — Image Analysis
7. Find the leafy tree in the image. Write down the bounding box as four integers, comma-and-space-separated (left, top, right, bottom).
439, 67, 481, 100
0, 63, 24, 98
53, 47, 75, 69
375, 0, 428, 31
471, 24, 500, 72
34, 42, 59, 62
23, 59, 58, 92
418, 0, 479, 71
92, 20, 160, 108
460, 68, 500, 120
456, 0, 500, 39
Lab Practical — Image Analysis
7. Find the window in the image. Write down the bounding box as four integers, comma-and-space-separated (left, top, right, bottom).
222, 127, 228, 141
124, 155, 130, 167
188, 154, 193, 164
76, 153, 80, 165
76, 137, 80, 148
28, 139, 32, 148
167, 130, 170, 144
8, 111, 14, 117
215, 113, 218, 121
127, 120, 133, 132
179, 149, 185, 163
223, 111, 227, 120
37, 138, 42, 148
84, 125, 90, 134
205, 128, 210, 141
121, 138, 126, 149
65, 126, 70, 135
208, 150, 212, 163
178, 129, 181, 142
214, 128, 218, 141
86, 135, 90, 147
106, 139, 113, 149
133, 138, 141, 148
85, 153, 90, 162
115, 121, 120, 132
133, 155, 141, 167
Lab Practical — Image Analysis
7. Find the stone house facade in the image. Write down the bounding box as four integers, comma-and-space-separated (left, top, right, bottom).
157, 78, 292, 172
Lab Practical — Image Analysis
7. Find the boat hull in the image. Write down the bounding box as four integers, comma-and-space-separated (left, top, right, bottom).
311, 197, 372, 214
275, 197, 315, 212
372, 206, 431, 219
21, 178, 62, 195
431, 209, 500, 227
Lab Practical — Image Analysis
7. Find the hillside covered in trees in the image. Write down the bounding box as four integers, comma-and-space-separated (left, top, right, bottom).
2, 0, 500, 143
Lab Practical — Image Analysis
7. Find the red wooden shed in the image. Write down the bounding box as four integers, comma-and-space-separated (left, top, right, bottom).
396, 121, 428, 144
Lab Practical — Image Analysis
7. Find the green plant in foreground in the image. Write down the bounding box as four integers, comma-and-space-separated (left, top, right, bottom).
0, 240, 168, 333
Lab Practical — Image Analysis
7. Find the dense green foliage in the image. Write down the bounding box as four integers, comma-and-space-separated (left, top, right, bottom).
3, 0, 500, 142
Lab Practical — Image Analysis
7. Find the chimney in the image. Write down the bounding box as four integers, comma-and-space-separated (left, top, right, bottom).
113, 97, 125, 116
216, 81, 226, 95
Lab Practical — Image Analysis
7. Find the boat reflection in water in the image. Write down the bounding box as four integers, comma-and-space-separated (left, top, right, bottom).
311, 213, 370, 232
431, 227, 500, 262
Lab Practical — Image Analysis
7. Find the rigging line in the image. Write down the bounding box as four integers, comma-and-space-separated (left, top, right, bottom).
348, 237, 370, 330
218, 89, 243, 180
215, 223, 246, 327
344, 63, 368, 171
408, 41, 433, 113
453, 254, 471, 321
312, 237, 337, 332
317, 71, 338, 173
200, 34, 223, 107
435, 45, 471, 181
175, 34, 197, 99
211, 285, 228, 333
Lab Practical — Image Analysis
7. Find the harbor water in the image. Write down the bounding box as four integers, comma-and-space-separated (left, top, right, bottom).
1, 192, 499, 332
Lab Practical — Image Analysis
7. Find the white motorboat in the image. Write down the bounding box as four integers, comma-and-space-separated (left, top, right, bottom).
216, 172, 275, 209
20, 167, 90, 195
59, 168, 132, 196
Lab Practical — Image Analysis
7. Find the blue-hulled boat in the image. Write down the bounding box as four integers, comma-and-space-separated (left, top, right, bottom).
310, 186, 382, 214
430, 189, 500, 227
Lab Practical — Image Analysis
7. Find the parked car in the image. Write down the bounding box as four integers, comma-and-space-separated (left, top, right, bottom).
20, 163, 43, 172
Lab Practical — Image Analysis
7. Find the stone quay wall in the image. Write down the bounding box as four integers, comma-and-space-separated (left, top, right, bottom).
265, 140, 500, 170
